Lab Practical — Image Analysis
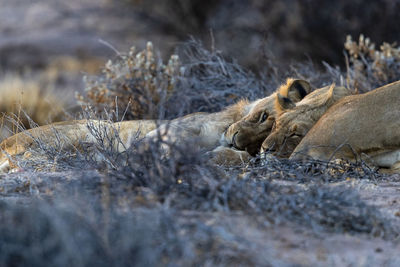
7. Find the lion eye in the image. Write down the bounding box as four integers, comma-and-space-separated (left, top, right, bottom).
260, 112, 268, 123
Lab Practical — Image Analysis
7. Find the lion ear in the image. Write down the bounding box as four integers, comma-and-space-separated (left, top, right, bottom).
275, 79, 311, 115
276, 93, 296, 114
286, 79, 311, 103
324, 83, 336, 104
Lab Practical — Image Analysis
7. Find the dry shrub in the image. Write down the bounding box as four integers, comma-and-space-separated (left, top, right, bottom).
77, 42, 182, 120
345, 34, 400, 92
0, 196, 270, 266
77, 40, 270, 119
171, 39, 268, 114
271, 34, 400, 94
8, 130, 398, 239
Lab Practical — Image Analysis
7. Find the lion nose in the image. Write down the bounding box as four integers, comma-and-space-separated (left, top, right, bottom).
231, 131, 239, 148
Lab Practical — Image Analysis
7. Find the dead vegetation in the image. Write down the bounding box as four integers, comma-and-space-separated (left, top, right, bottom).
1, 126, 399, 265
2, 36, 400, 265
0, 53, 104, 141
77, 39, 269, 120
0, 73, 71, 140
345, 34, 400, 92
76, 42, 182, 120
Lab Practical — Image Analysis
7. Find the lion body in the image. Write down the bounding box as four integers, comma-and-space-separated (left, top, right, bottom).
0, 119, 164, 171
0, 95, 261, 171
291, 80, 400, 172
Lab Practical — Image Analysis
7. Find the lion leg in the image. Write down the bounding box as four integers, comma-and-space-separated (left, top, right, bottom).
382, 160, 400, 174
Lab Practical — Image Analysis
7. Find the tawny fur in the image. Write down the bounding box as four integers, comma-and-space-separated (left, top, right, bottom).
0, 119, 163, 171
274, 78, 312, 115
291, 80, 400, 172
262, 83, 352, 158
222, 78, 311, 156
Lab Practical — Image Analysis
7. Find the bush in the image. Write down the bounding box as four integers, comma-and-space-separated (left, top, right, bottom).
124, 0, 400, 69
76, 42, 182, 120
345, 34, 400, 92
77, 40, 270, 119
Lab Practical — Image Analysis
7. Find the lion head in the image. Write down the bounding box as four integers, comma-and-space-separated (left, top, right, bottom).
261, 83, 352, 157
221, 79, 311, 155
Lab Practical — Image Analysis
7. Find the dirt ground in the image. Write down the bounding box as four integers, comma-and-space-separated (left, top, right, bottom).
0, 169, 400, 266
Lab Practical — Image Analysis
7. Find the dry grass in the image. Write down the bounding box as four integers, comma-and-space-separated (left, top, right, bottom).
0, 55, 104, 141
0, 129, 398, 265
0, 73, 69, 140
77, 42, 182, 120
76, 39, 269, 120
345, 34, 400, 92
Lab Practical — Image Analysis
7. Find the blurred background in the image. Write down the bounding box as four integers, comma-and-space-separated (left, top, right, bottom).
1, 0, 400, 136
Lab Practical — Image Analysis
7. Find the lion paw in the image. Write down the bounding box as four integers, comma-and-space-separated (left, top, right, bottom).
207, 146, 251, 167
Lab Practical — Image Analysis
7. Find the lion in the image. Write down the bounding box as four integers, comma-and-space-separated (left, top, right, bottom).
261, 83, 352, 158
0, 78, 309, 172
290, 80, 400, 172
147, 78, 310, 167
220, 79, 311, 156
148, 78, 310, 158
0, 119, 164, 171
